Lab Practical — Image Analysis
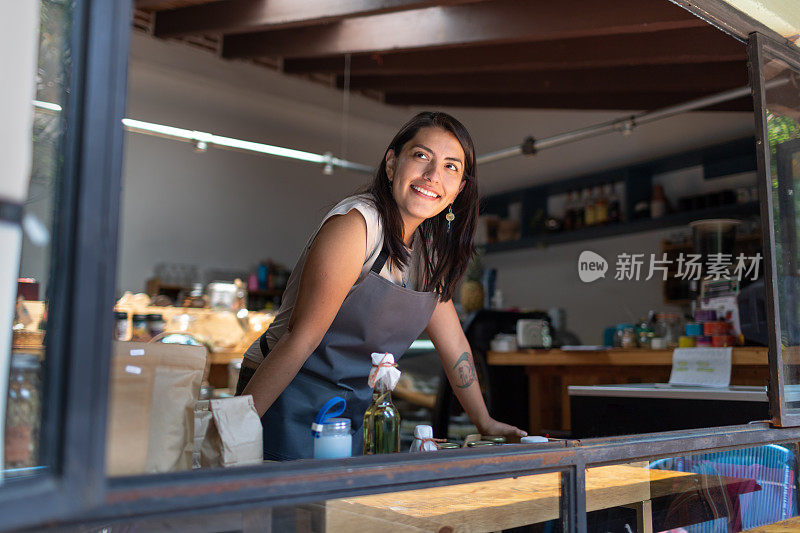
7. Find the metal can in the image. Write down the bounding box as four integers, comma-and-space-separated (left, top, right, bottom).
467, 441, 496, 447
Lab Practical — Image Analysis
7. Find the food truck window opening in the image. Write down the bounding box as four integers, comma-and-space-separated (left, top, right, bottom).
3, 0, 800, 531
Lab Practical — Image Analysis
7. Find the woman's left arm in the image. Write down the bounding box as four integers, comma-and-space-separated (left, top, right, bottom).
426, 299, 527, 440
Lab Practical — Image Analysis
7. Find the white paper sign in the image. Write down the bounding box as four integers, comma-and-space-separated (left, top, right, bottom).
669, 347, 732, 387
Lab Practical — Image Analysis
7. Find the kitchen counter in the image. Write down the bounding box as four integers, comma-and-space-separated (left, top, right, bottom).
488, 347, 768, 366
487, 347, 770, 435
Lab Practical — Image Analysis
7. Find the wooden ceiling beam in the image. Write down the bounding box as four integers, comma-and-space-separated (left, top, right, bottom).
341, 64, 747, 94
383, 91, 754, 112
135, 0, 211, 10
222, 0, 706, 59
153, 0, 478, 38
283, 27, 744, 75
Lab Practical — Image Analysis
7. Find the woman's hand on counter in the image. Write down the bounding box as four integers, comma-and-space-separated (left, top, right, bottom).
477, 417, 527, 441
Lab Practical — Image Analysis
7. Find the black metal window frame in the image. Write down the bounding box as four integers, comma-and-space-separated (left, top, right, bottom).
749, 31, 800, 428
0, 0, 131, 530
5, 1, 800, 532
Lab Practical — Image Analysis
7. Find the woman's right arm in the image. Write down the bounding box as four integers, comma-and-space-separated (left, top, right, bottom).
242, 210, 368, 416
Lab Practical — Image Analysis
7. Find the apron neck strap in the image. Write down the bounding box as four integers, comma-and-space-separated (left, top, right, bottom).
371, 245, 389, 274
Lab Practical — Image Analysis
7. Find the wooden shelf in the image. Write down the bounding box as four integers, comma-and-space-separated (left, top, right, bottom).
484, 202, 760, 253
487, 346, 768, 367
481, 137, 759, 254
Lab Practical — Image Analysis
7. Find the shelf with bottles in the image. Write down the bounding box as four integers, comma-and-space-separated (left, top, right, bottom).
481, 137, 759, 254
661, 219, 764, 305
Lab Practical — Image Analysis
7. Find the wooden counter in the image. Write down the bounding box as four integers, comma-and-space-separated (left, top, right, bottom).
488, 347, 768, 366
745, 516, 800, 532
487, 347, 770, 435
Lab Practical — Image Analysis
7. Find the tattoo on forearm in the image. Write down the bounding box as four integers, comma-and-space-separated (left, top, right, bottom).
453, 351, 478, 389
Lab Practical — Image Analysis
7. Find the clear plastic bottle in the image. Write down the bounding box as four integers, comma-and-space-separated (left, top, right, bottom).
314, 418, 352, 459
362, 386, 401, 455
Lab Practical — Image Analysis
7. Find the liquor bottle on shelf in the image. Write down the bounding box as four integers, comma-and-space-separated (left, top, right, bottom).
595, 185, 608, 225
583, 188, 596, 227
608, 182, 623, 224
564, 190, 576, 232
575, 189, 585, 229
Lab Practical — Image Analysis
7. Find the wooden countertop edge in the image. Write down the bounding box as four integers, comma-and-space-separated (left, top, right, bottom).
208, 351, 244, 365
488, 347, 769, 366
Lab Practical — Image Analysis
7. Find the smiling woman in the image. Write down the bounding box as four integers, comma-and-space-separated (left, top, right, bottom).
237, 111, 524, 461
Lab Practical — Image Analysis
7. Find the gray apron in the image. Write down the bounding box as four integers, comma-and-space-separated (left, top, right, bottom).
247, 246, 438, 460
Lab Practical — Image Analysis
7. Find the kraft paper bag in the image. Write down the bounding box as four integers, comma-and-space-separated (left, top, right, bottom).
193, 396, 262, 468
106, 341, 206, 476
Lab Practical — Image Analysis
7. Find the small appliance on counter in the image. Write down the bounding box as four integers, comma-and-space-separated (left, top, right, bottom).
516, 317, 553, 349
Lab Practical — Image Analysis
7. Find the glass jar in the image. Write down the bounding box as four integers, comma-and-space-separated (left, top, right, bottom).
636, 320, 654, 348
131, 314, 150, 341
114, 311, 129, 341
655, 313, 683, 349
614, 324, 636, 348
147, 313, 165, 339
228, 359, 242, 391
313, 418, 352, 459
4, 353, 42, 469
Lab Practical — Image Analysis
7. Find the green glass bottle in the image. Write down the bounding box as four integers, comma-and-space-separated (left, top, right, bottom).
362, 386, 401, 455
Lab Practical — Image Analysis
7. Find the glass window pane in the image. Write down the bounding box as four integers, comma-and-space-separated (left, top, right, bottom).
759, 45, 800, 411
325, 473, 563, 532
4, 0, 72, 481
99, 473, 564, 531
589, 444, 799, 532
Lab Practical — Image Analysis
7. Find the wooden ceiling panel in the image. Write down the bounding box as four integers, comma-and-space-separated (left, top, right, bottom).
153, 0, 479, 38
283, 27, 745, 75
383, 91, 754, 111
339, 64, 748, 94
135, 0, 215, 11
134, 0, 750, 112
221, 0, 706, 59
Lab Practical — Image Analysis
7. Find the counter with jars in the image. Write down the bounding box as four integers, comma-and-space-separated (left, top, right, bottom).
113, 291, 275, 393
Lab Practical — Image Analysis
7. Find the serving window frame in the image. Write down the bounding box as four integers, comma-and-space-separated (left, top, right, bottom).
0, 0, 130, 530
749, 31, 800, 428
4, 1, 800, 532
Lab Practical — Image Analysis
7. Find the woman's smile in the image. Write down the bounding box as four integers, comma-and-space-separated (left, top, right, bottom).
410, 184, 441, 199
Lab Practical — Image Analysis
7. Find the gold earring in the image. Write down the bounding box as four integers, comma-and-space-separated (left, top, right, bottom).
445, 204, 455, 231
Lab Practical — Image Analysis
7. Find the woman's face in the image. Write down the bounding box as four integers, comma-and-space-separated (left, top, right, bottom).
385, 126, 466, 228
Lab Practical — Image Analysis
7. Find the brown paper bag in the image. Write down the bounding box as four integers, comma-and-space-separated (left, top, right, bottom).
106, 341, 206, 476
193, 396, 262, 468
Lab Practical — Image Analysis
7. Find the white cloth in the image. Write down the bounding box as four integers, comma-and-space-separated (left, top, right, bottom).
367, 352, 401, 391
410, 424, 437, 452
244, 195, 423, 365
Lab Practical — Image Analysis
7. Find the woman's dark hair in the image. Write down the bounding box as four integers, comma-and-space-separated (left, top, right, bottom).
364, 111, 478, 301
